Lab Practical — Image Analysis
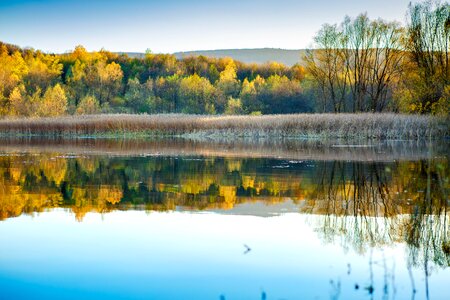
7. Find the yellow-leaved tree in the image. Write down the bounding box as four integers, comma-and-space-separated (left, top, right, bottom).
8, 84, 27, 116
39, 84, 68, 117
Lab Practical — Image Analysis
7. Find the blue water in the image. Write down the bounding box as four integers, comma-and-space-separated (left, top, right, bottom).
1, 210, 449, 300
0, 140, 448, 300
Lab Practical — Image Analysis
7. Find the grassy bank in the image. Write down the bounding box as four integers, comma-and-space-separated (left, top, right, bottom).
0, 113, 448, 140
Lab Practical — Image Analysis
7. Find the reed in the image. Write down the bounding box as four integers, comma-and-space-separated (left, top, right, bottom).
0, 113, 447, 140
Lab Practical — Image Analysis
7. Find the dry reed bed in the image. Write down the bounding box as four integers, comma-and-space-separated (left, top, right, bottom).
0, 113, 447, 139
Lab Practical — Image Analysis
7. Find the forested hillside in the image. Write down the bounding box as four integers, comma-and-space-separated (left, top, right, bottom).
0, 0, 448, 117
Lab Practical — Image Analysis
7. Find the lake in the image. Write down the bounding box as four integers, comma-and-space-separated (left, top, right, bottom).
0, 138, 448, 300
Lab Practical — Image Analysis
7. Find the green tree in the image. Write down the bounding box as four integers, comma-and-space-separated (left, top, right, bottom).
76, 95, 100, 115
179, 74, 216, 114
124, 78, 154, 113
97, 61, 124, 104
403, 0, 450, 113
224, 97, 244, 115
154, 75, 180, 112
260, 75, 309, 114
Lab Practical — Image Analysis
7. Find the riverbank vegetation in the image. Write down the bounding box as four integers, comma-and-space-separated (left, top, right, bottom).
0, 1, 448, 118
0, 113, 447, 139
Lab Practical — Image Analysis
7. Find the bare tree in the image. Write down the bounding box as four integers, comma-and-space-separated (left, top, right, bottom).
305, 14, 405, 112
304, 24, 349, 112
366, 20, 405, 112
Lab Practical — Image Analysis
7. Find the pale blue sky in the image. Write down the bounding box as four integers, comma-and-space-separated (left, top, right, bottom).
0, 0, 413, 53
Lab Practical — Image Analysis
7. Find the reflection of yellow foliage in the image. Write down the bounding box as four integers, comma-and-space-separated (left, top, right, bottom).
9, 167, 22, 182
98, 185, 123, 204
0, 183, 62, 220
180, 178, 214, 194
72, 187, 88, 203
226, 160, 241, 172
1, 152, 447, 237
219, 186, 236, 209
72, 206, 90, 222
242, 175, 255, 189
76, 157, 100, 173
156, 183, 179, 193
41, 158, 67, 185
71, 185, 122, 221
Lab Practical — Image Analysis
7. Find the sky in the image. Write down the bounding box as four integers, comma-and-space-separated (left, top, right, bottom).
0, 0, 413, 53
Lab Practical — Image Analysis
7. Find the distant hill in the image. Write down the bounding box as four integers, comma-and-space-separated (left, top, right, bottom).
117, 48, 306, 66
117, 52, 146, 59
173, 48, 306, 66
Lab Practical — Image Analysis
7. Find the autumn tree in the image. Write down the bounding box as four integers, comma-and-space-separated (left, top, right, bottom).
96, 61, 123, 105
217, 59, 240, 98
39, 84, 68, 117
260, 75, 309, 113
76, 95, 100, 114
306, 14, 405, 112
178, 74, 216, 114
304, 24, 349, 112
8, 84, 28, 116
0, 46, 28, 114
224, 97, 244, 115
403, 0, 449, 113
23, 51, 62, 93
154, 75, 180, 112
240, 76, 265, 113
365, 20, 405, 112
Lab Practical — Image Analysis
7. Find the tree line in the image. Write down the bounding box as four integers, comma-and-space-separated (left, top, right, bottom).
0, 0, 448, 117
305, 1, 449, 114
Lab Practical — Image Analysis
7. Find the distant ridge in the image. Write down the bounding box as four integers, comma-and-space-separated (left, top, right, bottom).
173, 48, 305, 66
116, 48, 306, 66
116, 52, 145, 59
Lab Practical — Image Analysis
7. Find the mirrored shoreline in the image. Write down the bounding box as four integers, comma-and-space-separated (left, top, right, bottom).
0, 138, 448, 299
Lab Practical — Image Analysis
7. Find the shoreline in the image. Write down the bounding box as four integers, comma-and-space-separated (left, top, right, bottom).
1, 136, 448, 162
0, 113, 448, 140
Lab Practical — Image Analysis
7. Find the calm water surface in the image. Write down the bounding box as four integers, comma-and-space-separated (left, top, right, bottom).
0, 139, 448, 300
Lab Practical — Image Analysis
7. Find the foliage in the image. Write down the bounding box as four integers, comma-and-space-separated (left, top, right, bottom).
402, 0, 450, 113
0, 0, 447, 117
76, 95, 100, 115
178, 74, 216, 114
224, 97, 244, 115
39, 84, 68, 117
0, 151, 448, 269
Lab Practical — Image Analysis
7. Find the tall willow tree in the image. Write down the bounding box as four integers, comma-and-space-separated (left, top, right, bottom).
403, 0, 450, 113
304, 24, 349, 112
305, 14, 404, 112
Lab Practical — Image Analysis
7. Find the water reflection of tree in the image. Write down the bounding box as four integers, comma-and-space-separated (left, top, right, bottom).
0, 155, 306, 220
403, 159, 449, 274
304, 159, 449, 268
0, 152, 448, 269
